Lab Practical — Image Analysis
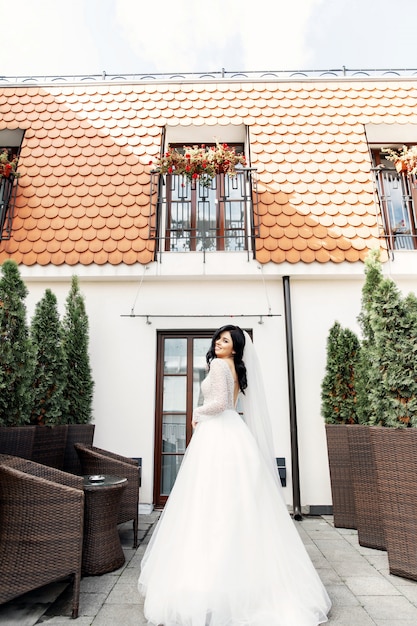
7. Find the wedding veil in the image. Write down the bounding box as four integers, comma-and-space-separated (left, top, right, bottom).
240, 330, 283, 492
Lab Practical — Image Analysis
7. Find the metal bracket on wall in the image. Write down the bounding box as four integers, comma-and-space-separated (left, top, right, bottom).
121, 313, 281, 325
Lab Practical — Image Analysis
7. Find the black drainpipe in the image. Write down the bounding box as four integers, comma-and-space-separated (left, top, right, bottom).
282, 275, 303, 521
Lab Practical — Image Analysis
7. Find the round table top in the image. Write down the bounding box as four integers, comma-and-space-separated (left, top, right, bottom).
83, 474, 128, 489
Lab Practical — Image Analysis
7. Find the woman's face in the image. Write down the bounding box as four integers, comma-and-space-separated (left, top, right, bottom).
214, 331, 234, 359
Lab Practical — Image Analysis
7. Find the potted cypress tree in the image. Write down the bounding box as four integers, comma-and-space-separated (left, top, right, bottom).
321, 320, 360, 529
347, 249, 386, 551
355, 249, 384, 426
369, 275, 417, 579
30, 289, 68, 469
62, 276, 95, 474
0, 260, 35, 457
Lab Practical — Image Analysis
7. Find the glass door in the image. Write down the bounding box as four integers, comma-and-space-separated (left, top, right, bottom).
154, 331, 212, 506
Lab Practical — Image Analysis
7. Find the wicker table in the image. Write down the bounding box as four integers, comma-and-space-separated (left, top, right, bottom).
82, 474, 127, 576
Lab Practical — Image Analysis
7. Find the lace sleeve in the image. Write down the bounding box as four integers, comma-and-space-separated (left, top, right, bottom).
193, 359, 231, 422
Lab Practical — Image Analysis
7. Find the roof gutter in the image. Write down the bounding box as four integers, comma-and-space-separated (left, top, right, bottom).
282, 275, 303, 520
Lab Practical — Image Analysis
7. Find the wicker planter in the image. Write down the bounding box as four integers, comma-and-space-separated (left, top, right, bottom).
325, 424, 356, 529
371, 426, 417, 580
63, 423, 95, 475
32, 425, 68, 469
0, 426, 35, 459
347, 425, 385, 550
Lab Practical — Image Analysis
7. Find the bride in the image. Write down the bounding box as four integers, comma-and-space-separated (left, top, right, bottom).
138, 325, 331, 626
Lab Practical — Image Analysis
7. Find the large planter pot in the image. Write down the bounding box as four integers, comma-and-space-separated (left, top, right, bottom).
325, 424, 356, 529
0, 425, 35, 459
63, 423, 95, 475
371, 426, 417, 581
32, 425, 68, 469
347, 425, 385, 550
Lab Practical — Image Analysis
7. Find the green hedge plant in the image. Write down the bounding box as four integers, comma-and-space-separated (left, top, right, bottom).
367, 278, 417, 427
321, 321, 361, 424
62, 276, 94, 424
30, 289, 67, 426
0, 260, 35, 426
355, 248, 417, 427
355, 249, 384, 425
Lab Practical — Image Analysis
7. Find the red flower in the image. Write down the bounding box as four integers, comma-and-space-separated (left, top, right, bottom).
192, 173, 198, 179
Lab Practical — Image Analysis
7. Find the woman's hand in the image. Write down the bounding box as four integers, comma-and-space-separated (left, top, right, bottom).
192, 419, 197, 429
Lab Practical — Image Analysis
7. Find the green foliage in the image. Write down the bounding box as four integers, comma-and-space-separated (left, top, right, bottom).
0, 260, 35, 426
355, 346, 381, 425
321, 321, 361, 424
30, 289, 67, 426
62, 276, 94, 424
355, 248, 417, 427
367, 278, 417, 427
357, 248, 384, 343
355, 249, 384, 425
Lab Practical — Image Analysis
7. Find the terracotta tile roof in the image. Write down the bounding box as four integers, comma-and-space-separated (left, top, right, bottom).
1, 79, 416, 266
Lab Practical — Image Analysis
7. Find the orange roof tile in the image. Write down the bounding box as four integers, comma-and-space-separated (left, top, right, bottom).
1, 78, 411, 266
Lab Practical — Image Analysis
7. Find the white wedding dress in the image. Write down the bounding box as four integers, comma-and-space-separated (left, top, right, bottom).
138, 357, 331, 626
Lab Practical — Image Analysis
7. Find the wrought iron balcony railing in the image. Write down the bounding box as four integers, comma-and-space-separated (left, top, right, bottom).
149, 168, 259, 260
0, 175, 18, 241
373, 167, 417, 252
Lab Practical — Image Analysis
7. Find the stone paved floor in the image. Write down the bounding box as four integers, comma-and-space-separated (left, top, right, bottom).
1, 513, 417, 625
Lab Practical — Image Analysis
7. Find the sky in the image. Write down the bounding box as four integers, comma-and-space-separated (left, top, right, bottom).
1, 0, 416, 78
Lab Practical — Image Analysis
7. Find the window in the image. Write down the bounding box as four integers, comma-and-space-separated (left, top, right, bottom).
372, 148, 417, 251
154, 331, 213, 506
0, 129, 24, 241
0, 148, 19, 241
150, 143, 259, 257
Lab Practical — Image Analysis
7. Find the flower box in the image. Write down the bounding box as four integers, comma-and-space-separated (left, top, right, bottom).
153, 143, 246, 187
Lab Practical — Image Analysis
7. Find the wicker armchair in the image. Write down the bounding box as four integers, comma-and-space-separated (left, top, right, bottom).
75, 444, 140, 548
0, 455, 84, 618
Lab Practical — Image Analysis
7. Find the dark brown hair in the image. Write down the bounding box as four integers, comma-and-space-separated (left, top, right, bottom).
206, 325, 247, 393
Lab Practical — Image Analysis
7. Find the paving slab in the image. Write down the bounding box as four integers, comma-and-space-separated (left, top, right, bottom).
0, 583, 68, 626
1, 512, 417, 625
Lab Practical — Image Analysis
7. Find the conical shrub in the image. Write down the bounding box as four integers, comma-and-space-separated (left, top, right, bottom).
30, 289, 67, 426
0, 260, 35, 426
62, 276, 94, 424
321, 321, 360, 424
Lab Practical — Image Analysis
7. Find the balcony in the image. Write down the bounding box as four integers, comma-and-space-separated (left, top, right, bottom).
149, 169, 259, 260
0, 174, 18, 241
374, 167, 417, 251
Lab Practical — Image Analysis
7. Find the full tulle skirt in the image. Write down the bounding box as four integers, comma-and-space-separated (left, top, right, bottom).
138, 410, 331, 626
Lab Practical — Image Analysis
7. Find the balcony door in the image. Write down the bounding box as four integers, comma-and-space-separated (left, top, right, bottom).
162, 142, 248, 252
373, 148, 417, 250
165, 170, 248, 252
154, 330, 213, 507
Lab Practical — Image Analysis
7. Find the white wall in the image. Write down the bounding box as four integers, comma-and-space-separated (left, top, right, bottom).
19, 252, 417, 511
289, 279, 363, 506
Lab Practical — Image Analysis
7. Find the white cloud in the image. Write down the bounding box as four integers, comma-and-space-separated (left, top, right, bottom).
115, 0, 325, 73
238, 0, 325, 70
1, 0, 413, 78
0, 0, 102, 76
